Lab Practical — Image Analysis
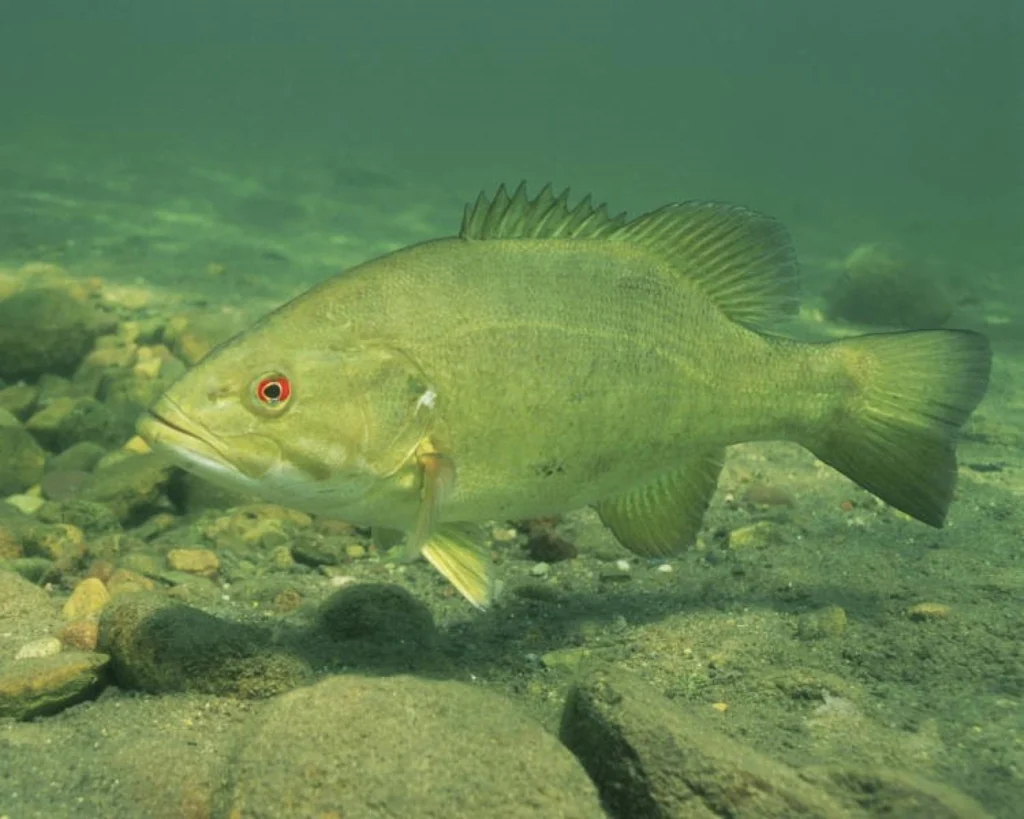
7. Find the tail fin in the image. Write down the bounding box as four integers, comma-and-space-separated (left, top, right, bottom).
810, 330, 990, 526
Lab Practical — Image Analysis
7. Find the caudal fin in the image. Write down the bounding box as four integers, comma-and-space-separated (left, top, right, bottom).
810, 330, 990, 526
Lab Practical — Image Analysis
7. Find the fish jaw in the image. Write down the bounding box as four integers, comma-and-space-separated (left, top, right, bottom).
136, 397, 278, 492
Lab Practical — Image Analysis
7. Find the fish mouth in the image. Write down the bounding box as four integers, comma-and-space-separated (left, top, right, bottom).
136, 397, 234, 472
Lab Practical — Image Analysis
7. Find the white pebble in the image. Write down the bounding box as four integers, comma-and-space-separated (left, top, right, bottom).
614, 559, 631, 573
329, 575, 357, 588
656, 563, 673, 573
530, 562, 550, 577
15, 637, 62, 660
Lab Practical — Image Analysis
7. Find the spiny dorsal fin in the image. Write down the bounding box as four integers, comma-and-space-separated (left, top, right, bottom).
460, 182, 628, 240
608, 202, 800, 328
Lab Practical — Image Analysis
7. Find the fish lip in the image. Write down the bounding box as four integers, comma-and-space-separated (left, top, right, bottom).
136, 398, 229, 466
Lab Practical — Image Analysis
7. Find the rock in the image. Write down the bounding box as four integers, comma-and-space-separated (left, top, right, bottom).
166, 547, 220, 576
98, 592, 310, 698
0, 693, 243, 818
57, 619, 100, 651
0, 426, 47, 495
4, 493, 45, 515
317, 583, 438, 669
219, 675, 605, 819
824, 243, 953, 329
35, 498, 121, 535
0, 288, 111, 380
525, 527, 579, 562
906, 601, 951, 621
62, 577, 112, 620
726, 520, 785, 549
0, 382, 39, 420
0, 531, 22, 562
22, 522, 87, 567
14, 636, 63, 659
25, 395, 124, 451
541, 647, 593, 672
47, 440, 108, 473
0, 651, 110, 719
560, 669, 853, 818
810, 765, 992, 819
39, 469, 96, 501
0, 572, 59, 663
796, 606, 848, 640
79, 453, 176, 525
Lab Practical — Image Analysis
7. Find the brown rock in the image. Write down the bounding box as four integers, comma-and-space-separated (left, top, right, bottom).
58, 619, 100, 651
166, 548, 220, 576
62, 577, 112, 620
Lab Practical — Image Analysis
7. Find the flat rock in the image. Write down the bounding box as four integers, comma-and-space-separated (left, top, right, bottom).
0, 650, 110, 719
220, 674, 606, 818
0, 569, 60, 662
560, 669, 853, 818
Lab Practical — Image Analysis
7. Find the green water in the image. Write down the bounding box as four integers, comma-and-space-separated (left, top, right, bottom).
0, 2, 1021, 817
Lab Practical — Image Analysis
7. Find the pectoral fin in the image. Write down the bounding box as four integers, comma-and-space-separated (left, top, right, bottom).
596, 449, 725, 557
421, 525, 495, 610
400, 449, 456, 561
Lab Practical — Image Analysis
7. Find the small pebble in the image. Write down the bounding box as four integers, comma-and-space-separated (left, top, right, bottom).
614, 559, 631, 573
530, 562, 551, 578
656, 563, 673, 573
15, 637, 63, 660
906, 602, 950, 621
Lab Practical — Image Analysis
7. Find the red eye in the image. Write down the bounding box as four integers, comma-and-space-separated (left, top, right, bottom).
255, 375, 291, 406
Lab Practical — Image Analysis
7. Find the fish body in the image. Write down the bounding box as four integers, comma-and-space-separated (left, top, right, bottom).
138, 184, 991, 608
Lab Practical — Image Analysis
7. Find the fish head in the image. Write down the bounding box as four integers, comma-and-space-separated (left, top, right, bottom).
137, 330, 439, 514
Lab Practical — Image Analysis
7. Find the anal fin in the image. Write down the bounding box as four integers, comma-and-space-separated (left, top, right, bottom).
596, 449, 725, 557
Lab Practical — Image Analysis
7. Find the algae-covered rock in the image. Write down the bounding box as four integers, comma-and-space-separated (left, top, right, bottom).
824, 243, 953, 329
220, 674, 606, 819
0, 570, 61, 662
79, 453, 176, 525
0, 382, 39, 420
560, 669, 853, 818
0, 288, 112, 380
318, 582, 438, 649
97, 591, 311, 698
809, 765, 992, 819
35, 498, 121, 538
46, 440, 108, 473
0, 426, 47, 495
0, 651, 110, 719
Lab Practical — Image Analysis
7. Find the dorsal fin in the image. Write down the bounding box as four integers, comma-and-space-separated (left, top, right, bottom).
608, 202, 800, 328
459, 182, 628, 240
460, 183, 800, 329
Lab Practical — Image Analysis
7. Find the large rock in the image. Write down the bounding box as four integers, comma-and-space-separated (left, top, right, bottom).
0, 426, 47, 495
98, 591, 311, 698
0, 570, 61, 662
0, 288, 111, 380
219, 674, 606, 818
560, 669, 853, 818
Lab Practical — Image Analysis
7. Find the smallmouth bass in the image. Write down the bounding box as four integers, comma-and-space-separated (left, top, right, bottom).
138, 183, 991, 608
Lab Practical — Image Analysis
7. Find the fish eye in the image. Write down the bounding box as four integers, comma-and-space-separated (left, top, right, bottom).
252, 373, 292, 411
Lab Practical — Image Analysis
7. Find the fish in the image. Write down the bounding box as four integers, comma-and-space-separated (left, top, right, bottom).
137, 183, 992, 609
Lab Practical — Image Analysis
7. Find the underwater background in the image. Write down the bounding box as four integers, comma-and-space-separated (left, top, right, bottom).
0, 1, 1021, 817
